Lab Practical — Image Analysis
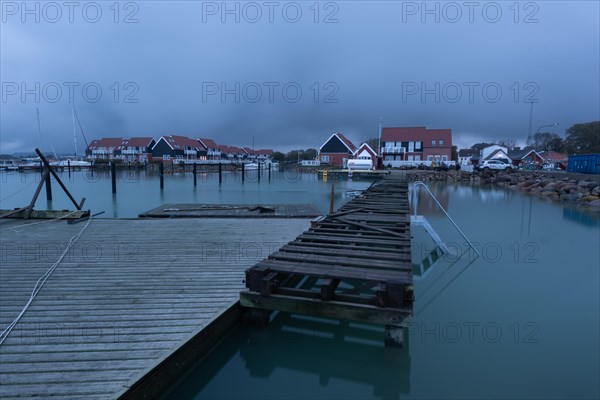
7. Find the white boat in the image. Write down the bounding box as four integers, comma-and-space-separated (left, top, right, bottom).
50, 159, 92, 168
244, 162, 276, 170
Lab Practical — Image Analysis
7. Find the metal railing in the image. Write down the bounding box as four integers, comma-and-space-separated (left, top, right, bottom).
412, 181, 481, 257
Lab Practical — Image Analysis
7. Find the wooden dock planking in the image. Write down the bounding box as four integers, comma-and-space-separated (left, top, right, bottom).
0, 217, 310, 399
240, 177, 414, 345
139, 203, 321, 218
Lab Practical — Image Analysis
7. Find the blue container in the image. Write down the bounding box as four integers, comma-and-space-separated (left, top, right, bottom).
567, 154, 600, 174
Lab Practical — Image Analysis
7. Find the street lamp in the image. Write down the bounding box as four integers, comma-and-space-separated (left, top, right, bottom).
533, 123, 560, 152
535, 123, 559, 136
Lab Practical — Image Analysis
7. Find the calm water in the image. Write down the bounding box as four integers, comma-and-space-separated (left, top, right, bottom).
166, 182, 600, 400
2, 171, 599, 398
0, 169, 371, 217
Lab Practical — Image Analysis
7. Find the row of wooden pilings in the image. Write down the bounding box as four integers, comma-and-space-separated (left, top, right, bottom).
109, 162, 273, 194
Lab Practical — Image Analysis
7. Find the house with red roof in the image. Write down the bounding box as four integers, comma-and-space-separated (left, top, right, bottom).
318, 132, 357, 167
198, 138, 221, 160
87, 138, 124, 160
380, 127, 452, 166
353, 143, 378, 161
151, 135, 206, 161
86, 137, 155, 161
218, 145, 246, 161
117, 137, 156, 162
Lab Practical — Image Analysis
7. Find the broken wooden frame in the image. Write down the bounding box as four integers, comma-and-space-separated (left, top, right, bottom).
240, 177, 413, 346
0, 148, 87, 220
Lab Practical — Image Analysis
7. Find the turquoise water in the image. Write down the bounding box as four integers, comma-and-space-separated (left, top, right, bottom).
2, 171, 598, 398
167, 182, 600, 399
0, 169, 371, 217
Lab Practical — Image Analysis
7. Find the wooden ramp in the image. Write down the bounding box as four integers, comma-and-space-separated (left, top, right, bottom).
139, 204, 321, 219
240, 177, 413, 345
0, 218, 309, 399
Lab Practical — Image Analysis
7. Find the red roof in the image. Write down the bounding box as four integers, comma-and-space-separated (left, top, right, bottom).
540, 151, 567, 161
229, 146, 246, 153
243, 147, 256, 155
122, 137, 154, 147
87, 137, 124, 149
381, 127, 426, 142
336, 132, 357, 152
381, 127, 452, 148
218, 145, 245, 154
255, 149, 273, 155
198, 138, 219, 149
163, 135, 201, 150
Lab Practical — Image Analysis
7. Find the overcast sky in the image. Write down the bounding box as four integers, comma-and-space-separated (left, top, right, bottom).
1, 0, 599, 154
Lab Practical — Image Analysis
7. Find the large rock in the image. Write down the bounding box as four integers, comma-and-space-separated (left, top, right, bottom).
578, 195, 600, 203
586, 199, 600, 207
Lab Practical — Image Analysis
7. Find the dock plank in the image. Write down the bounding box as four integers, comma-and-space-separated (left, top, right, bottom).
0, 217, 309, 399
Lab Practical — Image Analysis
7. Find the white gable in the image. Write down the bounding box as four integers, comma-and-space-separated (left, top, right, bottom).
356, 149, 374, 158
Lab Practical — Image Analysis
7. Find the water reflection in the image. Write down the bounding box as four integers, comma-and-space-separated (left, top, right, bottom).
167, 312, 411, 400
241, 313, 411, 399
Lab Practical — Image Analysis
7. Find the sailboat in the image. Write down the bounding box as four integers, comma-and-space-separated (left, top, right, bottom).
50, 107, 91, 167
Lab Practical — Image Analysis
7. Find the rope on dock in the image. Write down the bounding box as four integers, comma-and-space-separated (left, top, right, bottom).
0, 213, 94, 346
2, 210, 80, 232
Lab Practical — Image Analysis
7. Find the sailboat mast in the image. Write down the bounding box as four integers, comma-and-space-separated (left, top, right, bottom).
36, 108, 43, 150
72, 107, 78, 158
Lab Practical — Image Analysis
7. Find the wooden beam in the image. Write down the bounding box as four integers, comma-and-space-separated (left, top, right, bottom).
240, 292, 410, 326
34, 149, 82, 210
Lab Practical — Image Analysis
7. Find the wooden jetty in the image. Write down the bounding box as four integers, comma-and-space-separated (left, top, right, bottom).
240, 177, 413, 346
139, 203, 321, 219
0, 218, 310, 399
0, 209, 89, 220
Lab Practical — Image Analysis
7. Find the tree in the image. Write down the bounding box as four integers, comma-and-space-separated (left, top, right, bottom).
563, 121, 600, 154
530, 132, 564, 152
304, 148, 318, 160
364, 137, 380, 152
272, 151, 285, 163
493, 138, 517, 149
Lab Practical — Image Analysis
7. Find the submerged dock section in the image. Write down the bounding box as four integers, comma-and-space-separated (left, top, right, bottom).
240, 177, 413, 345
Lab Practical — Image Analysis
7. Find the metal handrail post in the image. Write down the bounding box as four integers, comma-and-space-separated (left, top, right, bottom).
412, 181, 481, 257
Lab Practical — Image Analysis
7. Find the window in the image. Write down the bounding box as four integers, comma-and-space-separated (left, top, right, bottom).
415, 155, 421, 161
442, 155, 448, 161
408, 142, 414, 152
427, 156, 433, 161
321, 155, 330, 163
415, 141, 422, 150
432, 140, 437, 146
408, 155, 414, 161
439, 140, 444, 145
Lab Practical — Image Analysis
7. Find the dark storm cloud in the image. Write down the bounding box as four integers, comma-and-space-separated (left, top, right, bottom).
1, 1, 598, 154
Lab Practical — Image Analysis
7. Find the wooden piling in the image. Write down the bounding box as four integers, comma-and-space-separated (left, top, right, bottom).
258, 162, 261, 182
111, 161, 117, 194
329, 184, 334, 214
268, 163, 271, 181
68, 159, 71, 177
241, 163, 245, 182
193, 163, 197, 186
219, 163, 222, 184
44, 167, 52, 201
159, 163, 164, 189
